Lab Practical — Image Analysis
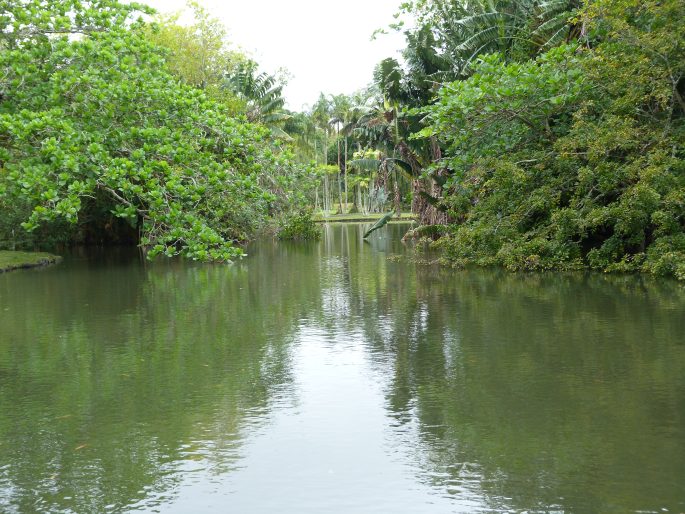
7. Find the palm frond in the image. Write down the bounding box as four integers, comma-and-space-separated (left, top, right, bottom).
387, 158, 416, 180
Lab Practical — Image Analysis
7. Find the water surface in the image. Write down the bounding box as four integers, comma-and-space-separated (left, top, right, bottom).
1, 223, 684, 513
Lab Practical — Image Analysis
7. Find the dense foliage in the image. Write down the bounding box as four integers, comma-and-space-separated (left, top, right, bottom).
420, 0, 685, 279
0, 0, 312, 260
285, 0, 684, 279
1, 0, 683, 279
145, 1, 246, 113
277, 210, 321, 240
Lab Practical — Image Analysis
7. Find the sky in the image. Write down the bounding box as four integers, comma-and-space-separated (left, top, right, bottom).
141, 0, 407, 111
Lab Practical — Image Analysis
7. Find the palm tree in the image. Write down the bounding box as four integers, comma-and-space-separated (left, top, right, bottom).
283, 111, 320, 163
329, 94, 355, 214
400, 0, 581, 78
346, 64, 411, 216
347, 59, 451, 224
360, 0, 583, 225
224, 62, 291, 138
310, 94, 335, 214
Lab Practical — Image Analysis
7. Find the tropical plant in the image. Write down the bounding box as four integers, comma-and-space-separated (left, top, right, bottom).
418, 0, 685, 279
224, 62, 291, 137
344, 59, 449, 223
0, 0, 294, 261
395, 0, 582, 78
363, 210, 395, 238
283, 111, 320, 162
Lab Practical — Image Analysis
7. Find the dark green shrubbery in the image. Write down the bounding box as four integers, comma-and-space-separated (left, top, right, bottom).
277, 210, 321, 240
421, 0, 685, 279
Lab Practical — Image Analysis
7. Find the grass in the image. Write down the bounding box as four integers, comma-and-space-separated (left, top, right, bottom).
0, 251, 61, 273
313, 212, 417, 223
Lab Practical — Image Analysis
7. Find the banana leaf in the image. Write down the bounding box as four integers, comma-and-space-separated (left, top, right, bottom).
387, 158, 414, 176
363, 210, 395, 238
419, 191, 448, 212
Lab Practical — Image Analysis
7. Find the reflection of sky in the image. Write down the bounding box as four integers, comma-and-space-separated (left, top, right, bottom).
156, 327, 487, 513
141, 226, 496, 513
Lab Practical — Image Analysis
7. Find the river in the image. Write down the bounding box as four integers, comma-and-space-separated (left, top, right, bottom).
1, 223, 684, 513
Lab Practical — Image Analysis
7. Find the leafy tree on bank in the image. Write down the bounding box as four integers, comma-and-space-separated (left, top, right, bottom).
419, 0, 685, 279
0, 0, 309, 260
146, 1, 247, 113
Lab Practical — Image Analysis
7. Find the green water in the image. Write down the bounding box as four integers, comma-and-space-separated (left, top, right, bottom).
1, 223, 684, 513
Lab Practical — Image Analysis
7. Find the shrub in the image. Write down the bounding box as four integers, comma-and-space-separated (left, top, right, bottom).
277, 211, 321, 240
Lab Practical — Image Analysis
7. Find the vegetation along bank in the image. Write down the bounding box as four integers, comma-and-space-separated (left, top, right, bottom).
1, 0, 683, 279
0, 251, 61, 273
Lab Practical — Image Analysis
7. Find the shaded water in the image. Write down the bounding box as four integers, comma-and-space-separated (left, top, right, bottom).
1, 223, 684, 513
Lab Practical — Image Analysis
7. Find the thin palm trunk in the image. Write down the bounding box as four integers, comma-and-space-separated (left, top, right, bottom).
393, 169, 401, 216
344, 135, 348, 212
323, 130, 329, 215
337, 137, 343, 214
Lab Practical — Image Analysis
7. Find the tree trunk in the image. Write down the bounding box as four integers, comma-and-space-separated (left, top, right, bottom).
337, 137, 343, 214
323, 131, 330, 215
394, 170, 401, 216
344, 136, 348, 213
398, 137, 450, 226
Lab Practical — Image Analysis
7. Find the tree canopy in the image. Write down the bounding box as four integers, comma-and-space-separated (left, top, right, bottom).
0, 0, 313, 259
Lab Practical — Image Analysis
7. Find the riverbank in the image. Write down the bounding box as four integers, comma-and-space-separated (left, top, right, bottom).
314, 213, 417, 223
0, 251, 62, 273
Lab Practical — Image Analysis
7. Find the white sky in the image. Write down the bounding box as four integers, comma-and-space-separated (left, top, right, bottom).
141, 0, 406, 110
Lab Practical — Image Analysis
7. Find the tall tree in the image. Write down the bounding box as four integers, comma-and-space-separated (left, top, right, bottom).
0, 0, 301, 261
147, 1, 246, 110
329, 94, 354, 213
223, 62, 291, 137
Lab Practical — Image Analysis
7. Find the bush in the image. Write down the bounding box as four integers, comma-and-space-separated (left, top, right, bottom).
0, 0, 296, 262
277, 210, 321, 240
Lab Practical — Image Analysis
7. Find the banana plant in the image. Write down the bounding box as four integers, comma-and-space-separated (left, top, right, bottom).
363, 211, 395, 239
